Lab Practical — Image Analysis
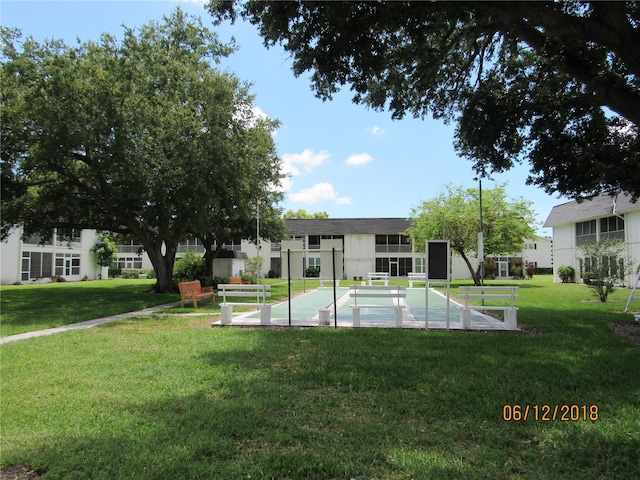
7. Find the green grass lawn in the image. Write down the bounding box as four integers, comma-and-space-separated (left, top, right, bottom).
0, 279, 177, 337
0, 278, 319, 337
1, 276, 639, 479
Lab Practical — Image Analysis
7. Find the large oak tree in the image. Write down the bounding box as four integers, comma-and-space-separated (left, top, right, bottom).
210, 1, 639, 200
1, 9, 284, 292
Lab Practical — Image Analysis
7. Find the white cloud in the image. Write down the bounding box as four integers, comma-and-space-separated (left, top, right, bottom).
369, 126, 386, 136
289, 182, 351, 205
345, 153, 373, 166
251, 105, 268, 121
281, 148, 330, 183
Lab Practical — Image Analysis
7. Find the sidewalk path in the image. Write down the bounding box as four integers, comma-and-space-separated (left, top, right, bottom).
1, 302, 181, 345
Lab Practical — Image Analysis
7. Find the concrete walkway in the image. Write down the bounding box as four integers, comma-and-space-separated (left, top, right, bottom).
1, 302, 181, 344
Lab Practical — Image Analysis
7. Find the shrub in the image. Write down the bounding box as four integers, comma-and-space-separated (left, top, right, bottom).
173, 252, 207, 283
579, 239, 634, 302
121, 269, 140, 279
306, 266, 320, 278
244, 256, 264, 284
558, 266, 575, 283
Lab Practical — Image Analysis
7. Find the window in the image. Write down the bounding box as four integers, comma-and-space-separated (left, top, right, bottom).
576, 220, 597, 246
375, 235, 411, 253
56, 228, 81, 245
414, 257, 425, 274
21, 252, 53, 281
113, 257, 143, 270
375, 258, 389, 273
23, 233, 53, 245
55, 253, 81, 276
308, 235, 321, 249
399, 257, 412, 276
600, 215, 625, 240
308, 257, 320, 268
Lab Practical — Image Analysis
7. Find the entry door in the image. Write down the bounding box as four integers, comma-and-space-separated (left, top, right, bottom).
390, 259, 398, 277
498, 261, 509, 278
64, 258, 72, 276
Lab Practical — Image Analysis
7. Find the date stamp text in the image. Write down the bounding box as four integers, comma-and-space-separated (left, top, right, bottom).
502, 404, 599, 422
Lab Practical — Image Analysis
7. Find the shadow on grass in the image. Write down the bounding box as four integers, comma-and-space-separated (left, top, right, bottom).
0, 282, 177, 336
7, 327, 639, 479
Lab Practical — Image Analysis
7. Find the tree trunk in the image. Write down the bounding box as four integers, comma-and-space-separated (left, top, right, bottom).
145, 242, 178, 293
457, 248, 481, 286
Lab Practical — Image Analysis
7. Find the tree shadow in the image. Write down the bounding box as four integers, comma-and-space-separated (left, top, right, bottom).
6, 327, 640, 479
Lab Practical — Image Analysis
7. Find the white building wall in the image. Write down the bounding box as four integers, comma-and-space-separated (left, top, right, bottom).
344, 234, 375, 279
523, 237, 553, 269
549, 212, 639, 286
551, 224, 578, 282
1, 233, 23, 285
0, 228, 102, 284
626, 210, 640, 286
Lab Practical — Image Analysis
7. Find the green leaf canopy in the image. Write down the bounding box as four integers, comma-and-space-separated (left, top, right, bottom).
210, 1, 639, 200
1, 9, 284, 291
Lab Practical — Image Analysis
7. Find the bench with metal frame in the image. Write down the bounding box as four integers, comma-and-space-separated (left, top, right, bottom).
217, 284, 272, 325
458, 286, 519, 329
350, 284, 406, 327
367, 272, 390, 286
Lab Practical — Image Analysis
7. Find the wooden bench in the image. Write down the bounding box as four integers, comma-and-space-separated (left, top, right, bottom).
217, 284, 272, 325
178, 280, 215, 308
350, 285, 406, 327
458, 286, 519, 329
367, 272, 390, 286
408, 272, 426, 288
229, 276, 243, 285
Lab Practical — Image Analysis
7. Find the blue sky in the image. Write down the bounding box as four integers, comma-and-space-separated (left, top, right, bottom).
2, 0, 566, 234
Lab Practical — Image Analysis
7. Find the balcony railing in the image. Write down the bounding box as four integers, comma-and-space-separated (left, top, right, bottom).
116, 245, 143, 254
375, 245, 412, 253
177, 245, 205, 253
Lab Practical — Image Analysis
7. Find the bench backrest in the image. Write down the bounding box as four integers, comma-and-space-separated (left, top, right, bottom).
229, 276, 243, 284
179, 280, 202, 295
218, 284, 271, 304
350, 285, 406, 306
458, 286, 519, 307
368, 272, 389, 278
408, 273, 426, 278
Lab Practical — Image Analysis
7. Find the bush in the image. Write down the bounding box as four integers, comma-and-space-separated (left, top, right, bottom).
244, 256, 264, 284
173, 252, 207, 283
306, 266, 320, 277
109, 268, 122, 278
119, 268, 156, 279
558, 266, 575, 283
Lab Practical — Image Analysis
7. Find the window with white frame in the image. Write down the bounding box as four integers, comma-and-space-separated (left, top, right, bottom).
56, 228, 81, 245
113, 257, 143, 269
576, 220, 597, 246
23, 233, 53, 245
21, 252, 53, 281
600, 215, 625, 240
55, 253, 80, 276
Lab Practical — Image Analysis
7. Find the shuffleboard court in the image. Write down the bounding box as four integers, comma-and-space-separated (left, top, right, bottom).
213, 286, 514, 330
